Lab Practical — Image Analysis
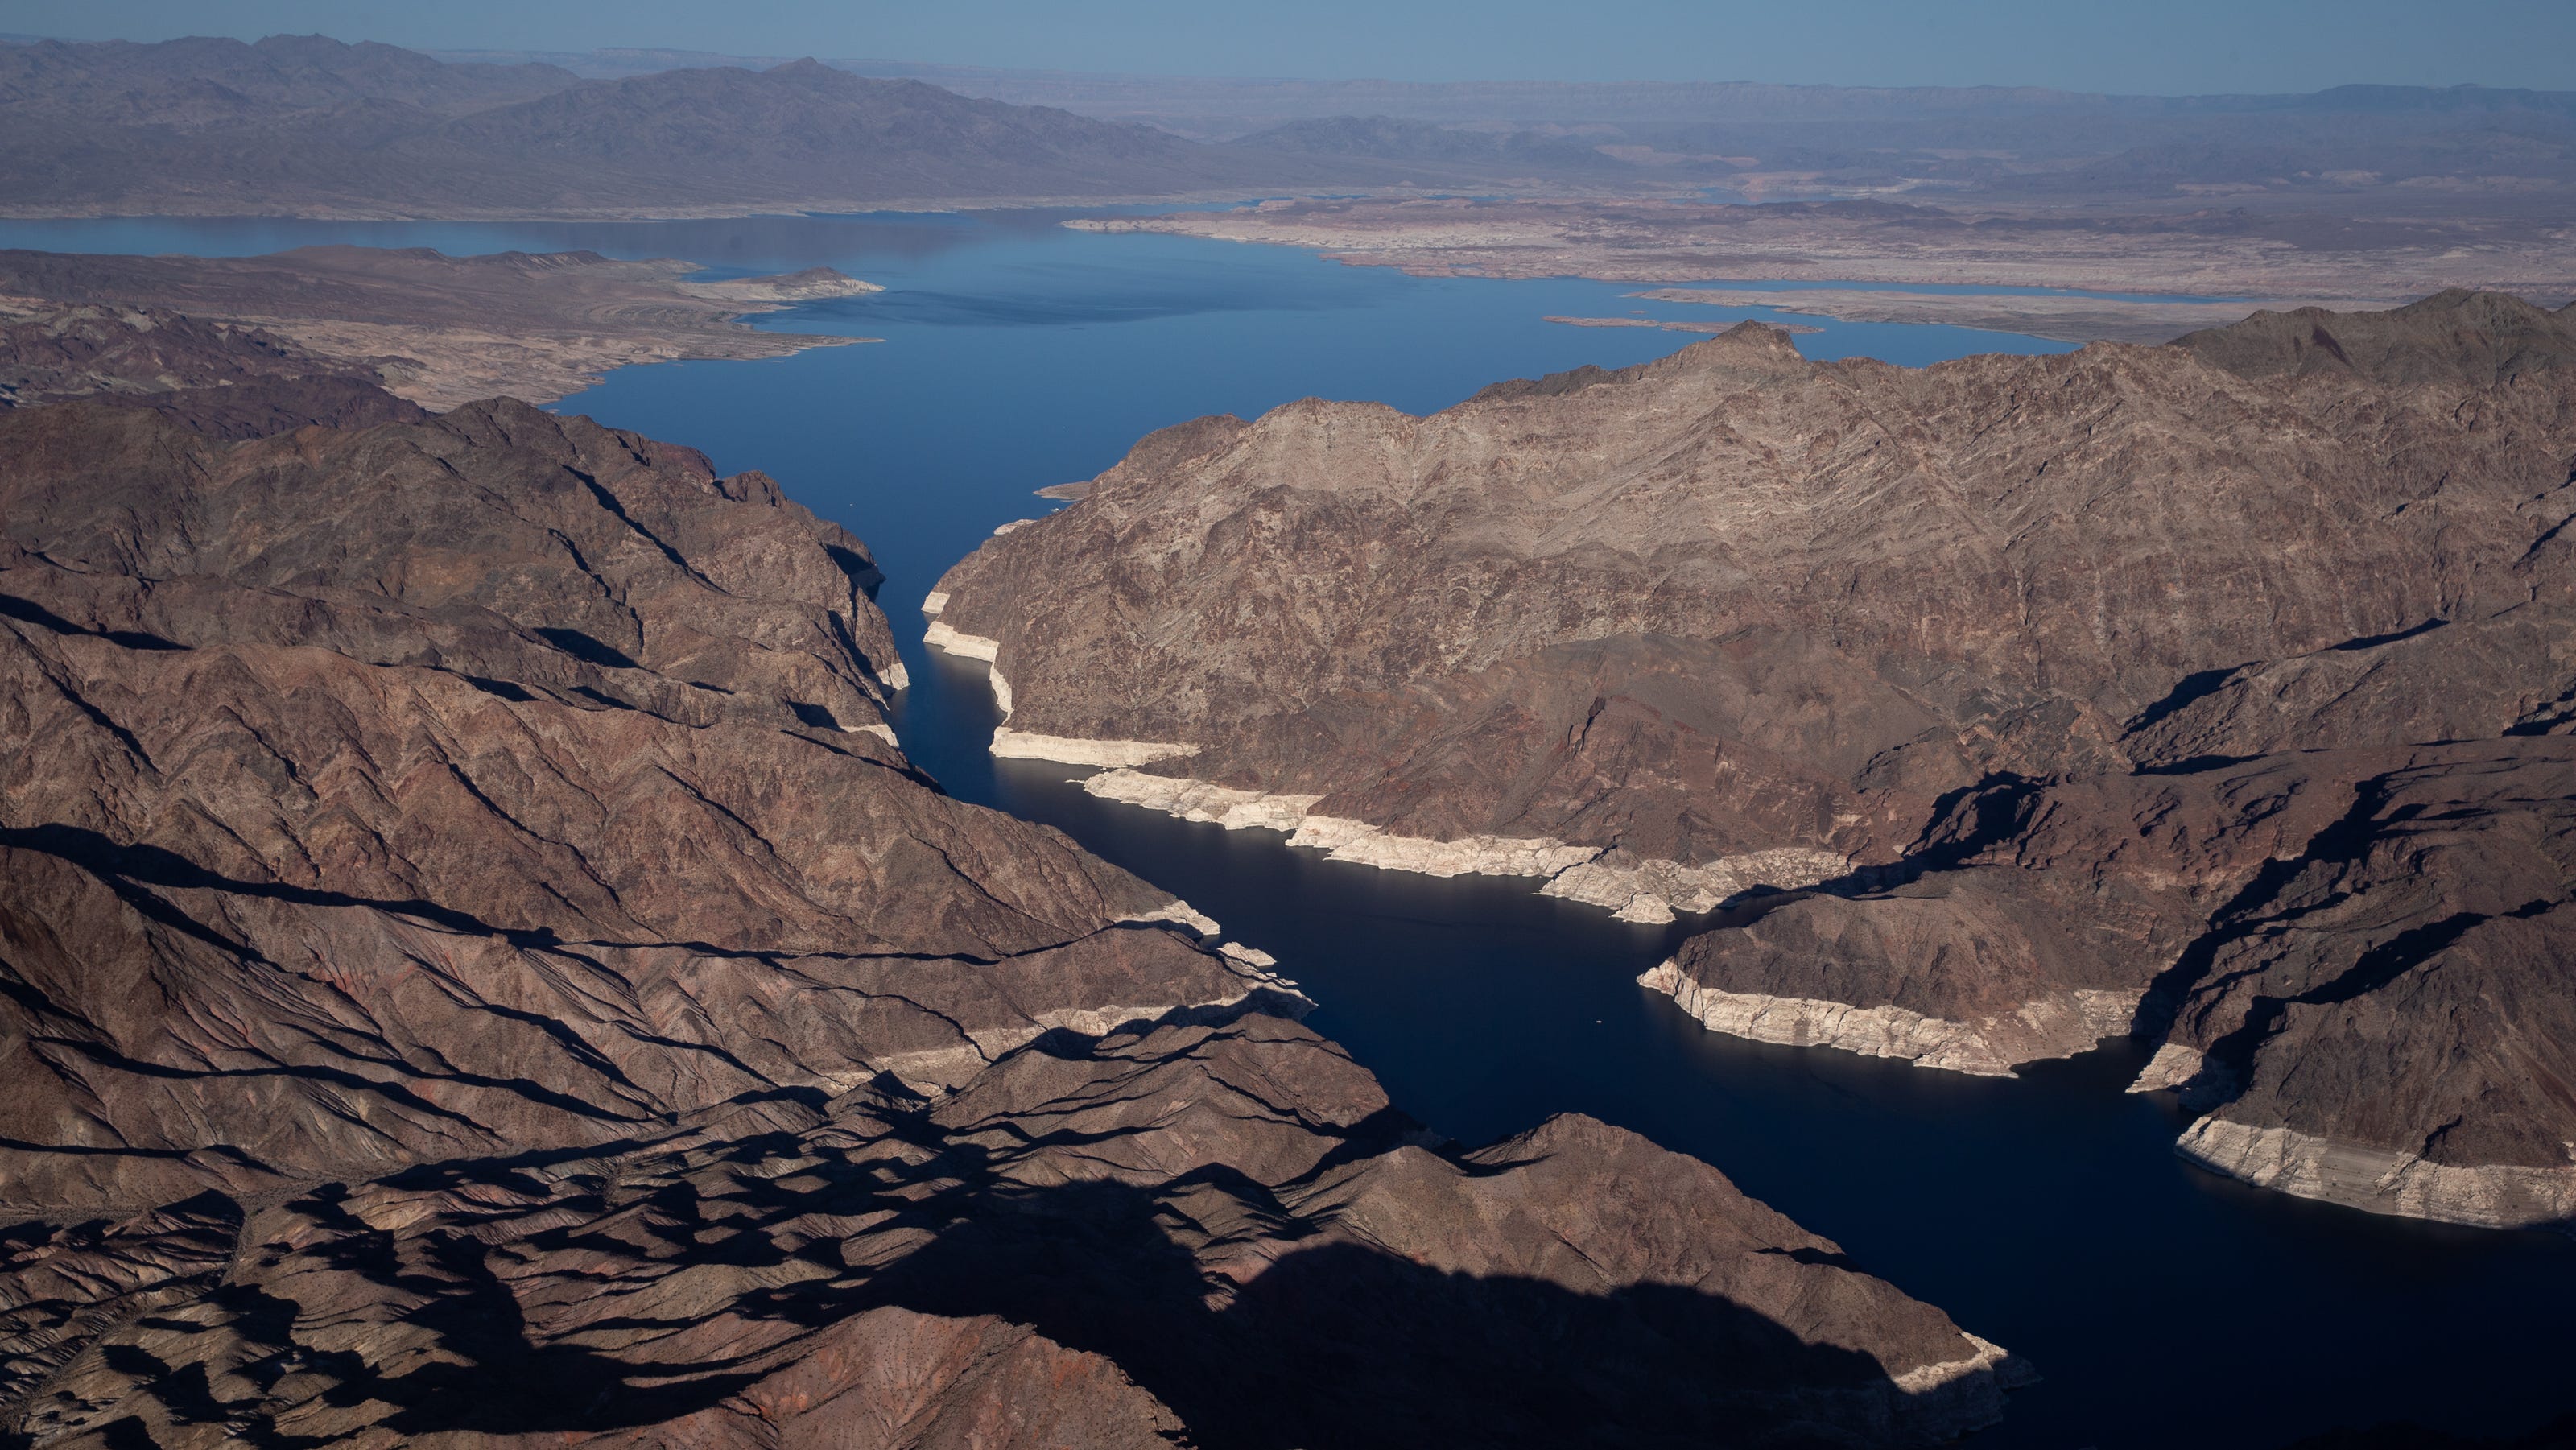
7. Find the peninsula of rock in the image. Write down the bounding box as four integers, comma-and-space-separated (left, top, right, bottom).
928, 291, 2576, 1229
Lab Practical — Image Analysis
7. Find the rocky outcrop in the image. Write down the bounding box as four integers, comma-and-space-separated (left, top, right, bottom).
1656, 740, 2576, 1226
934, 297, 2574, 904
0, 303, 427, 437
2150, 742, 2576, 1226
2172, 287, 2576, 385
931, 295, 2576, 1227
1636, 977, 2133, 1078
0, 397, 2023, 1443
0, 399, 1068, 1208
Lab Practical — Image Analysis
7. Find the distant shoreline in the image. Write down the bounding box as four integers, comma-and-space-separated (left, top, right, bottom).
0, 246, 886, 409
1068, 199, 2576, 342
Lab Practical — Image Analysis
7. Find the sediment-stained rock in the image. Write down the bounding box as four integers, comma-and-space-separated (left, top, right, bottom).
921, 618, 997, 659
2176, 1119, 2576, 1231
1641, 948, 2145, 1080
0, 393, 2026, 1444
931, 293, 2576, 1227
989, 729, 1197, 766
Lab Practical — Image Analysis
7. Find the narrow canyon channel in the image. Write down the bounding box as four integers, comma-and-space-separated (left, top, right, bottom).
12, 209, 2570, 1449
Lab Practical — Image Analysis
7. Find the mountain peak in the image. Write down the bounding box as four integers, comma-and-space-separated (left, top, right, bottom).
2175, 290, 2576, 385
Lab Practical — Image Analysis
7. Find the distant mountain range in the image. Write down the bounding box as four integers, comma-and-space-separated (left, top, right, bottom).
822, 69, 2576, 213
5, 33, 2573, 218
435, 46, 2576, 215
436, 44, 2576, 127
0, 35, 1422, 217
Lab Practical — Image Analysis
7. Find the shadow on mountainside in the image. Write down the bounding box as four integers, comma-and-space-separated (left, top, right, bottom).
33, 1093, 1921, 1450
852, 1179, 1898, 1450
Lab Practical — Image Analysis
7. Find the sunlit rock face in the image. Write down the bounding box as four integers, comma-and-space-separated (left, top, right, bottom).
933, 295, 2576, 1226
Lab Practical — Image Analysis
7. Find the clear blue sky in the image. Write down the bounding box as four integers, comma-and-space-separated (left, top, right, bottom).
5, 0, 2571, 95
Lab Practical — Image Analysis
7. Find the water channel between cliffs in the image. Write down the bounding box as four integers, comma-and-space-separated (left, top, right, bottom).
9, 209, 2570, 1449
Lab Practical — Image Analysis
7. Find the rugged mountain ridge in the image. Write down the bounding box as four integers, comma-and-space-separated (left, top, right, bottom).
0, 391, 2025, 1444
29, 35, 2576, 225
2171, 287, 2576, 383
0, 301, 427, 436
927, 291, 2576, 1228
0, 32, 576, 123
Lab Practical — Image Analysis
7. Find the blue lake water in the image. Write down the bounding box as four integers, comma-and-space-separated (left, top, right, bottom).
11, 211, 2571, 1449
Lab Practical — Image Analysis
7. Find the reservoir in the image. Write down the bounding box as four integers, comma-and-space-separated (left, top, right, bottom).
10, 209, 2570, 1449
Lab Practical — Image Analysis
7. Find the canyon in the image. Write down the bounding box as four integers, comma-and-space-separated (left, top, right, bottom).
0, 327, 2027, 1444
928, 290, 2576, 1229
2, 23, 2573, 1438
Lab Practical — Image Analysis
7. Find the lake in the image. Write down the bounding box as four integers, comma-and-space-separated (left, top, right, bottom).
10, 209, 2570, 1449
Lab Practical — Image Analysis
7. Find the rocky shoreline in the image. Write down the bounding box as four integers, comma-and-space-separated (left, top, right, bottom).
1637, 961, 2144, 1079
2177, 1118, 2576, 1231
929, 635, 1847, 924
927, 590, 1851, 921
